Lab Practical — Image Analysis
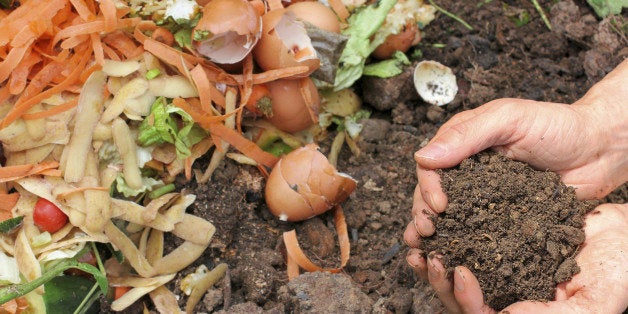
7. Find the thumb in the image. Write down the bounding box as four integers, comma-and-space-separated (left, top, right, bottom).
415, 99, 531, 169
502, 300, 589, 314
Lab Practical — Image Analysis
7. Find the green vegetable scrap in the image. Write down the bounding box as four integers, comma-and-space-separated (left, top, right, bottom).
586, 0, 628, 18
334, 0, 398, 90
0, 216, 23, 233
363, 51, 411, 78
138, 97, 206, 159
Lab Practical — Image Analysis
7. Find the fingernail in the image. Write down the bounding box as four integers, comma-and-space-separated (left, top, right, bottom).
414, 214, 433, 237
416, 144, 447, 161
427, 255, 442, 280
454, 266, 465, 291
406, 248, 422, 268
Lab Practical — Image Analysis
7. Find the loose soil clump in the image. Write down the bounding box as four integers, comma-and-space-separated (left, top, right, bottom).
422, 151, 595, 310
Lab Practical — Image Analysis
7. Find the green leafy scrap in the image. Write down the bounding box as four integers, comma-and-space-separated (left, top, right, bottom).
137, 97, 207, 159
0, 252, 108, 305
586, 0, 628, 17
0, 216, 23, 233
333, 0, 398, 90
363, 51, 411, 78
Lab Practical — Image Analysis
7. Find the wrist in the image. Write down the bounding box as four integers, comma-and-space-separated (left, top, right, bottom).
573, 63, 628, 195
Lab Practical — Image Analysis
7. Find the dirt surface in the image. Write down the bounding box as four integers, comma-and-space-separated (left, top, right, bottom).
108, 1, 627, 313
422, 152, 594, 310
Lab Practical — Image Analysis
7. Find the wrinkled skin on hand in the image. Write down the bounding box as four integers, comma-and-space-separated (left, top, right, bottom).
404, 60, 628, 313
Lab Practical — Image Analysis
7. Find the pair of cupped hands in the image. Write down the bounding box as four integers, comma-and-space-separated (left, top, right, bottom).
403, 60, 628, 314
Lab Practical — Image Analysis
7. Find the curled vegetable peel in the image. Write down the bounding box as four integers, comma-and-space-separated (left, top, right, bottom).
265, 143, 357, 222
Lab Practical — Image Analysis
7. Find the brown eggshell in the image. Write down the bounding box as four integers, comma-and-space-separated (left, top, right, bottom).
372, 22, 419, 60
193, 0, 261, 64
265, 144, 357, 221
286, 1, 341, 33
195, 0, 259, 35
265, 77, 320, 133
252, 9, 320, 77
265, 160, 312, 221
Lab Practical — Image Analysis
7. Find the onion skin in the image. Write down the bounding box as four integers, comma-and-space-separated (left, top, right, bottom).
265, 144, 357, 222
372, 22, 419, 60
265, 77, 320, 133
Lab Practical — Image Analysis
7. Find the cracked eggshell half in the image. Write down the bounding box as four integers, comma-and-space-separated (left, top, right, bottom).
265, 77, 320, 133
253, 9, 320, 78
413, 60, 458, 106
265, 144, 357, 222
193, 0, 262, 64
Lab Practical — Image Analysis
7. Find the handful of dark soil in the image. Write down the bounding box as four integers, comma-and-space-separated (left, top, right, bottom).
422, 151, 594, 310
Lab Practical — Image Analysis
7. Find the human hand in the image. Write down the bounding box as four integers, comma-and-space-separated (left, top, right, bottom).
404, 59, 628, 243
406, 203, 628, 314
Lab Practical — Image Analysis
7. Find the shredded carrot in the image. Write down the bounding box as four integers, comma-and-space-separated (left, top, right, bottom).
0, 86, 11, 105
22, 97, 79, 120
0, 0, 67, 47
79, 63, 103, 83
99, 0, 118, 32
114, 286, 132, 300
91, 33, 105, 65
0, 44, 31, 83
151, 27, 174, 47
207, 123, 279, 169
11, 19, 53, 48
184, 157, 193, 181
0, 296, 28, 314
8, 50, 41, 95
0, 161, 61, 183
328, 0, 350, 22
70, 0, 97, 21
171, 97, 226, 130
190, 65, 215, 114
102, 31, 143, 60
231, 66, 311, 85
244, 84, 271, 116
284, 205, 350, 280
142, 38, 193, 78
0, 192, 20, 212
1, 45, 92, 128
299, 78, 319, 124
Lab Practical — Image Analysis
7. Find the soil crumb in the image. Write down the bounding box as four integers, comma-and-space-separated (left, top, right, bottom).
422, 151, 595, 310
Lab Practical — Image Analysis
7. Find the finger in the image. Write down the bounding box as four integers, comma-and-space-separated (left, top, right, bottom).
452, 266, 495, 314
503, 300, 588, 314
406, 248, 428, 281
416, 164, 447, 213
411, 181, 438, 237
414, 99, 527, 169
404, 221, 421, 248
427, 254, 462, 314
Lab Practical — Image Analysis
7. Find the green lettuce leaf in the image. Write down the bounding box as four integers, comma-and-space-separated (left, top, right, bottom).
363, 51, 411, 78
137, 97, 206, 159
586, 0, 628, 17
333, 0, 398, 90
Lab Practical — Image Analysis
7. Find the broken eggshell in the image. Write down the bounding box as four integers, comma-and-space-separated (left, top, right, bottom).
285, 1, 341, 34
265, 77, 320, 133
193, 0, 262, 64
265, 143, 357, 222
413, 60, 458, 106
253, 9, 320, 77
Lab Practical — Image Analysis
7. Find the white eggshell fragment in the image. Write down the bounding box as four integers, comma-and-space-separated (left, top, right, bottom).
413, 60, 458, 106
